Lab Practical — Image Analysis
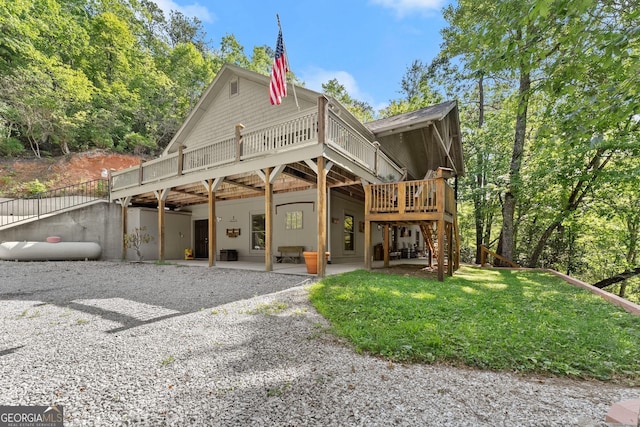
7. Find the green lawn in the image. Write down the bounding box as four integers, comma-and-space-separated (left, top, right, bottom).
309, 266, 640, 384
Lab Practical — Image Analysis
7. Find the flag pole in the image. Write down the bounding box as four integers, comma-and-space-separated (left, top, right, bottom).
276, 14, 299, 111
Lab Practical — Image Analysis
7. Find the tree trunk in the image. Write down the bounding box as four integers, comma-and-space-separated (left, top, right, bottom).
528, 221, 561, 268
474, 74, 485, 264
497, 68, 530, 264
60, 139, 70, 155
619, 282, 627, 298
528, 151, 611, 267
592, 266, 640, 289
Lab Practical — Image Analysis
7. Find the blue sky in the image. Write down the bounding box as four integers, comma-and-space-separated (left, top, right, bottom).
154, 0, 450, 110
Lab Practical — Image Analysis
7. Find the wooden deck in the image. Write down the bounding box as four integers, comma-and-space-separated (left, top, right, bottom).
363, 168, 460, 281
110, 105, 405, 204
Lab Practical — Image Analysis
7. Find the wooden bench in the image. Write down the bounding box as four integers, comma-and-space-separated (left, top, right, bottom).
275, 246, 304, 263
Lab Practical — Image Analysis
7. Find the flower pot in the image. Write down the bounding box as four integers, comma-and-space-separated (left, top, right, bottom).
302, 251, 330, 274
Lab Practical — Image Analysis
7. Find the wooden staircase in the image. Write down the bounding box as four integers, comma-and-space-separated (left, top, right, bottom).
419, 219, 461, 272
363, 168, 460, 281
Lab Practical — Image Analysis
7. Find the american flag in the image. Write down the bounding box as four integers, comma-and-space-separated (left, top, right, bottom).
269, 28, 288, 105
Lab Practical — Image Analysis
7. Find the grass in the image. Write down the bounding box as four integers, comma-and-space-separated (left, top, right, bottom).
161, 355, 175, 366
309, 266, 640, 384
247, 301, 288, 315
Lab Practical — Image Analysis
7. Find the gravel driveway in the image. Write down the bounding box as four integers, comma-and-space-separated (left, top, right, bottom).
0, 261, 637, 426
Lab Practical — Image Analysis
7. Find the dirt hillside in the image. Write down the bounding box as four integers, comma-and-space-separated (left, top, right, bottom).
0, 150, 143, 197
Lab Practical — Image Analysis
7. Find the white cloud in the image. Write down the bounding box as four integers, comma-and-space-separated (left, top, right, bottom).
153, 0, 215, 23
370, 0, 445, 16
300, 66, 390, 115
301, 67, 363, 99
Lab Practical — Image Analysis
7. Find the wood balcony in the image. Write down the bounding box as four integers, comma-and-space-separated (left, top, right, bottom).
364, 170, 456, 224
110, 106, 405, 200
364, 168, 459, 281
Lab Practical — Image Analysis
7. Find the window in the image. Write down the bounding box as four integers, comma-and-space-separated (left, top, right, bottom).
230, 79, 239, 97
344, 214, 354, 251
251, 213, 265, 250
285, 211, 303, 230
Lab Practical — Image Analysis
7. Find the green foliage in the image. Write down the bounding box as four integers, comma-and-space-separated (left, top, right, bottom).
322, 78, 374, 122
22, 179, 47, 195
434, 0, 640, 289
310, 267, 640, 383
0, 136, 24, 156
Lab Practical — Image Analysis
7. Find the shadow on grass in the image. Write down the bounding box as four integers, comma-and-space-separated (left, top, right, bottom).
309, 266, 640, 384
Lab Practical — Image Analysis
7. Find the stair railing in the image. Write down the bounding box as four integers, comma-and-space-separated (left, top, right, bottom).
0, 179, 109, 228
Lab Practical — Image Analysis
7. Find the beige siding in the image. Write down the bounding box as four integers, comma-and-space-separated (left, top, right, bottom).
183, 75, 316, 149
126, 208, 192, 261
186, 189, 319, 262
329, 191, 367, 262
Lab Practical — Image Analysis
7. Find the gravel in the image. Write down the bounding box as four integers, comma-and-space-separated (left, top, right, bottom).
0, 260, 638, 426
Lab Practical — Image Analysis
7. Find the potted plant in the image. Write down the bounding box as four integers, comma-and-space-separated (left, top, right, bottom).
302, 251, 330, 274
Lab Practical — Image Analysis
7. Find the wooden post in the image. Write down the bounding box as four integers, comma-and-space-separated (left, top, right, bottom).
436, 177, 446, 214
177, 145, 184, 176
364, 220, 371, 270
153, 189, 170, 262
383, 224, 390, 268
207, 179, 216, 267
265, 167, 273, 272
318, 96, 328, 145
157, 195, 165, 262
398, 182, 406, 215
119, 196, 131, 260
447, 222, 454, 277
121, 203, 128, 260
364, 183, 371, 270
437, 219, 445, 281
373, 141, 380, 176
317, 156, 327, 277
235, 123, 244, 162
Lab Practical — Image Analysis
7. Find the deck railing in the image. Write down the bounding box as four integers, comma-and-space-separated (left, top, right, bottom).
242, 110, 318, 158
142, 155, 179, 184
111, 106, 405, 193
366, 178, 455, 216
183, 137, 236, 173
0, 179, 109, 228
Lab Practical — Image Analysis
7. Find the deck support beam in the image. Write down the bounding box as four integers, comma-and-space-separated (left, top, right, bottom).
437, 219, 445, 281
364, 219, 371, 270
154, 189, 169, 262
206, 179, 216, 267
383, 224, 390, 268
317, 156, 327, 277
118, 196, 131, 260
265, 167, 273, 272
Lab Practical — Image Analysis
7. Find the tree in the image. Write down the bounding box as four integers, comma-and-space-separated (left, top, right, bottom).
165, 10, 208, 53
322, 78, 374, 123
379, 60, 443, 118
211, 34, 250, 72
124, 226, 154, 261
441, 0, 640, 267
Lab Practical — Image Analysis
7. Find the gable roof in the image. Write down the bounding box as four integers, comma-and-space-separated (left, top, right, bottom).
365, 101, 457, 135
163, 64, 325, 155
161, 63, 463, 178
364, 101, 464, 177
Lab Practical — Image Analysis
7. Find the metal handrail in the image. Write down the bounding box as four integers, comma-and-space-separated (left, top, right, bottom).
0, 179, 109, 228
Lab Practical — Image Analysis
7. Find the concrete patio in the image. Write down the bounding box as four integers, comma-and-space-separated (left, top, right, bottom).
165, 257, 434, 277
